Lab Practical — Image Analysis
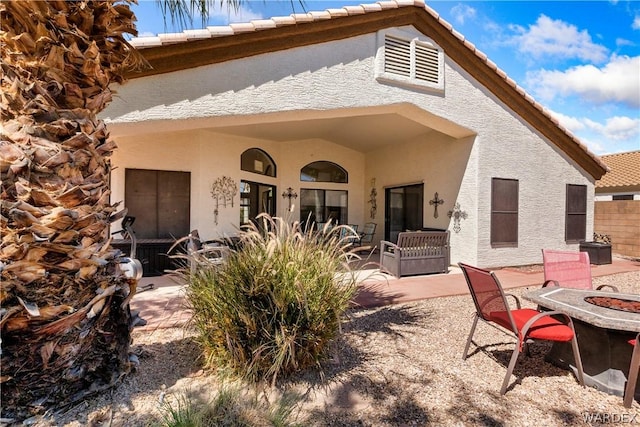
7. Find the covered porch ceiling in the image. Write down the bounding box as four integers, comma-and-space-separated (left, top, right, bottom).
105, 103, 476, 152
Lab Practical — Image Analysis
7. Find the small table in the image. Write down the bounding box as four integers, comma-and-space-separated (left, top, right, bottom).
522, 287, 640, 397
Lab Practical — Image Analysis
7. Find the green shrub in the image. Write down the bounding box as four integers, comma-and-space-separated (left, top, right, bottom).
156, 385, 303, 427
183, 214, 359, 384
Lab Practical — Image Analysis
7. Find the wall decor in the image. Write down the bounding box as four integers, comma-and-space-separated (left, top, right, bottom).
447, 202, 468, 233
429, 192, 444, 218
282, 187, 298, 210
211, 176, 238, 225
368, 178, 377, 219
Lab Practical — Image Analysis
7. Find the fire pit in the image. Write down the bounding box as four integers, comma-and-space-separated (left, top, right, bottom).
585, 296, 640, 314
523, 288, 640, 399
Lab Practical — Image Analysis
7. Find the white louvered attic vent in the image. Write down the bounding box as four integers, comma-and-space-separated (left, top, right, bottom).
384, 36, 411, 78
414, 42, 440, 84
378, 33, 444, 92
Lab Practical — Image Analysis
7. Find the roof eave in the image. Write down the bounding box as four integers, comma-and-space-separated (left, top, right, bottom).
123, 5, 608, 180
595, 184, 640, 193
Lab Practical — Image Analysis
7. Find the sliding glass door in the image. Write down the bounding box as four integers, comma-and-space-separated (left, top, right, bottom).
384, 184, 424, 242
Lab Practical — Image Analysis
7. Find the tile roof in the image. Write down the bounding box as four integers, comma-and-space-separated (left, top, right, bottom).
126, 0, 608, 179
128, 1, 420, 49
596, 151, 640, 189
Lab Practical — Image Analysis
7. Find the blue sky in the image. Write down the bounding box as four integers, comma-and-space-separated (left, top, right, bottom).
130, 1, 640, 155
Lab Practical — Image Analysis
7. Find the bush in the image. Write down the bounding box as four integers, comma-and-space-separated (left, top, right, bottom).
183, 214, 359, 384
156, 385, 302, 427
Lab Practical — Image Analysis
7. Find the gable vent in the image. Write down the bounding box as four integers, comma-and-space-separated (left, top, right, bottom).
384, 36, 411, 78
378, 32, 444, 92
415, 43, 440, 84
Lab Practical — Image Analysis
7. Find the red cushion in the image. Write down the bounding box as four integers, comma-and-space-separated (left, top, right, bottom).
489, 308, 574, 342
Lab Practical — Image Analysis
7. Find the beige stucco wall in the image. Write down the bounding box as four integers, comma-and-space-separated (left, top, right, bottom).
448, 60, 595, 267
103, 25, 595, 267
365, 132, 476, 263
110, 131, 365, 242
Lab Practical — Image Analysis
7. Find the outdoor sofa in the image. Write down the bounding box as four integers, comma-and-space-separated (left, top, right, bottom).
380, 231, 450, 278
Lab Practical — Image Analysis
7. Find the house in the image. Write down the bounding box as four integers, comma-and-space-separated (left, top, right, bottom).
100, 0, 607, 269
594, 151, 640, 258
595, 151, 640, 201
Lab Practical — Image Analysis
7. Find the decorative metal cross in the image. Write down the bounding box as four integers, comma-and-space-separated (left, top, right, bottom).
447, 202, 468, 233
282, 187, 298, 210
429, 192, 445, 218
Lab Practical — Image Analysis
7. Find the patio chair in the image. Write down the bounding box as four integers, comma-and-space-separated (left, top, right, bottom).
338, 224, 359, 246
187, 230, 230, 271
459, 262, 585, 395
624, 333, 640, 408
541, 249, 619, 291
357, 222, 377, 246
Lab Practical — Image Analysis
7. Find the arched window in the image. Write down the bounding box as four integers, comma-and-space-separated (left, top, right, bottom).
300, 161, 348, 183
241, 148, 276, 177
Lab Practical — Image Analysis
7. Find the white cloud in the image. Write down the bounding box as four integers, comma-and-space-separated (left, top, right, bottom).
548, 110, 586, 133
211, 5, 263, 23
194, 4, 264, 25
548, 109, 640, 154
525, 55, 640, 108
633, 15, 640, 30
576, 135, 607, 154
137, 31, 156, 38
450, 4, 476, 25
616, 37, 636, 47
508, 15, 609, 63
583, 116, 640, 141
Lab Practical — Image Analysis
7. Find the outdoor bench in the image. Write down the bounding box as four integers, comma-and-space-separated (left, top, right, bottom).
380, 231, 450, 278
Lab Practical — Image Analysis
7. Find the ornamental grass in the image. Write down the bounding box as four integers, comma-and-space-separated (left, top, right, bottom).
182, 214, 360, 385
156, 385, 302, 427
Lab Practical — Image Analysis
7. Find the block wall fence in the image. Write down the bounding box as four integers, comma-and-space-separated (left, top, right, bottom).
594, 200, 640, 258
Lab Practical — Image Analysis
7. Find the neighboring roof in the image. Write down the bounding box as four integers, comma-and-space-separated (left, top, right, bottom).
596, 150, 640, 191
124, 0, 608, 180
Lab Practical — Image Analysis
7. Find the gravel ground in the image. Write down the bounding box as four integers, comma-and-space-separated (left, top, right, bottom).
22, 271, 640, 426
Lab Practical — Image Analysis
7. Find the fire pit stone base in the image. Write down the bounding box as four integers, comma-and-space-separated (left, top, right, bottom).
546, 319, 637, 398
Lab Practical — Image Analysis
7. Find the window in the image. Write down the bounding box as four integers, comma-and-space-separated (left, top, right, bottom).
566, 184, 587, 242
613, 194, 633, 201
300, 161, 348, 183
491, 178, 518, 247
124, 169, 190, 239
240, 180, 276, 226
300, 189, 348, 226
241, 148, 276, 177
375, 31, 444, 91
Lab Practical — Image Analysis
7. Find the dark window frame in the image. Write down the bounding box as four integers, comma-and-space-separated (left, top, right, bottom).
239, 179, 276, 227
124, 168, 191, 239
565, 184, 587, 243
491, 178, 519, 248
300, 161, 348, 183
299, 188, 348, 226
384, 183, 424, 242
240, 148, 276, 177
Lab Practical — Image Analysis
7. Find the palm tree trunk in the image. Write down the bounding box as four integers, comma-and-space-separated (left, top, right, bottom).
1, 0, 145, 418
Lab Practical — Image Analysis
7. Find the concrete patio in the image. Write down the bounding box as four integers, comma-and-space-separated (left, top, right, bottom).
130, 255, 640, 331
